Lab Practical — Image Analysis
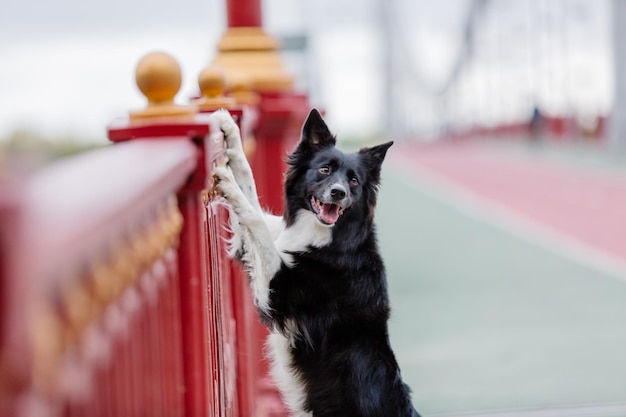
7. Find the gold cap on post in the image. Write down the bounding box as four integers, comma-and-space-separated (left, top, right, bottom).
229, 78, 261, 106
212, 27, 294, 92
129, 51, 195, 120
193, 65, 237, 110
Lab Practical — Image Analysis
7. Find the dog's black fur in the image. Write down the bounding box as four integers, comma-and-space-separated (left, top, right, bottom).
261, 110, 420, 417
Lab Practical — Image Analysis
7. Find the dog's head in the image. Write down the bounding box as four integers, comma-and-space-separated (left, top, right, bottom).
284, 109, 393, 229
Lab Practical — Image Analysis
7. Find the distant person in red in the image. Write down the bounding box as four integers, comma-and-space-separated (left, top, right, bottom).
529, 105, 544, 141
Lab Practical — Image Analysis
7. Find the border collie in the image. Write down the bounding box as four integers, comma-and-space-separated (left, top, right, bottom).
211, 109, 420, 417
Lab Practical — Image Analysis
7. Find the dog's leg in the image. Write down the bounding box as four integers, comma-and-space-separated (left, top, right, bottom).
213, 164, 281, 315
210, 109, 262, 212
211, 108, 285, 243
267, 332, 312, 417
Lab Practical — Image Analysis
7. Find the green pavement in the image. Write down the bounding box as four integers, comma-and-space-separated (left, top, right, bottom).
377, 168, 626, 416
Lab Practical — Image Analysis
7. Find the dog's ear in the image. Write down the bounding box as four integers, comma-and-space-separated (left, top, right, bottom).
300, 109, 336, 151
360, 141, 393, 174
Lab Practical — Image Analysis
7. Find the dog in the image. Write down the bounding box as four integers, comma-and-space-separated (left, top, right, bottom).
211, 108, 420, 417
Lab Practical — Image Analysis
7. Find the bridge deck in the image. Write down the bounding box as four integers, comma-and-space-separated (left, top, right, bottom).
378, 139, 626, 416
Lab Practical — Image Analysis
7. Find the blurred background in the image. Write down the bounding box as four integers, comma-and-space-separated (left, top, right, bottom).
0, 0, 619, 149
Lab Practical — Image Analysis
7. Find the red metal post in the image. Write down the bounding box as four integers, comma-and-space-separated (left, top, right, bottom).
226, 0, 262, 27
252, 93, 310, 214
177, 191, 213, 417
0, 179, 29, 417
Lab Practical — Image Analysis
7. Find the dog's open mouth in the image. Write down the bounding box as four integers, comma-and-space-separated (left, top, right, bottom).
310, 196, 345, 225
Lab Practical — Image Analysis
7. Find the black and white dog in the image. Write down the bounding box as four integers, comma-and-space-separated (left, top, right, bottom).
211, 109, 420, 417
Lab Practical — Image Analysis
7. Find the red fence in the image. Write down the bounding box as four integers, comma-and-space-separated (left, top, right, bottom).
1, 139, 196, 416
0, 45, 309, 416
435, 115, 607, 143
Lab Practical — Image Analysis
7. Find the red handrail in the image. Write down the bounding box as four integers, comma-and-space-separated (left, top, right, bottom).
0, 139, 201, 416
21, 139, 197, 281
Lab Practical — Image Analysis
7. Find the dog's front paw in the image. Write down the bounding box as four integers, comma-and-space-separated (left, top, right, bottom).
213, 165, 234, 197
213, 166, 246, 207
210, 109, 243, 151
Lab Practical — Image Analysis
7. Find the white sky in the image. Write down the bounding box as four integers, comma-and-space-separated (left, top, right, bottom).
0, 0, 614, 143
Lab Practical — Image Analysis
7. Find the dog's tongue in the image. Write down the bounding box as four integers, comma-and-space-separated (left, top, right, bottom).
320, 203, 340, 224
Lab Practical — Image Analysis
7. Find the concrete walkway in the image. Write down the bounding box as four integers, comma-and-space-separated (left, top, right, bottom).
377, 139, 626, 416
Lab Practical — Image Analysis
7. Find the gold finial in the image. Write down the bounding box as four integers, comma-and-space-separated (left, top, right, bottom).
129, 51, 195, 120
192, 65, 237, 110
229, 77, 261, 106
212, 27, 294, 92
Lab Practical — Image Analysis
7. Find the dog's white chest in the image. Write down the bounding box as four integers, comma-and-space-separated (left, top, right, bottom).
274, 210, 332, 267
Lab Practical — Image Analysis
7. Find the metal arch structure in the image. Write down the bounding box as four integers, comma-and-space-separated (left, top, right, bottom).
385, 0, 612, 142
380, 0, 487, 137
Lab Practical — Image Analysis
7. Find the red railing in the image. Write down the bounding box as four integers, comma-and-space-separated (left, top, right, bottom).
430, 115, 607, 143
0, 139, 197, 416
0, 109, 290, 417
1, 0, 313, 413
0, 49, 313, 417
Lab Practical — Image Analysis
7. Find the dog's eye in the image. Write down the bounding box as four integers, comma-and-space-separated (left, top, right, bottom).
350, 177, 359, 186
319, 166, 331, 175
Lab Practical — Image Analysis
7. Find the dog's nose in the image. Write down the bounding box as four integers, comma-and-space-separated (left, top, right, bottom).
330, 184, 346, 201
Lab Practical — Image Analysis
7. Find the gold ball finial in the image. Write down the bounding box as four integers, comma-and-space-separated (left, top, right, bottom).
129, 51, 195, 120
193, 65, 236, 111
198, 66, 226, 98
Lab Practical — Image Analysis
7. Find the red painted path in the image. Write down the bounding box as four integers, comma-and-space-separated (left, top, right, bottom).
392, 140, 626, 263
